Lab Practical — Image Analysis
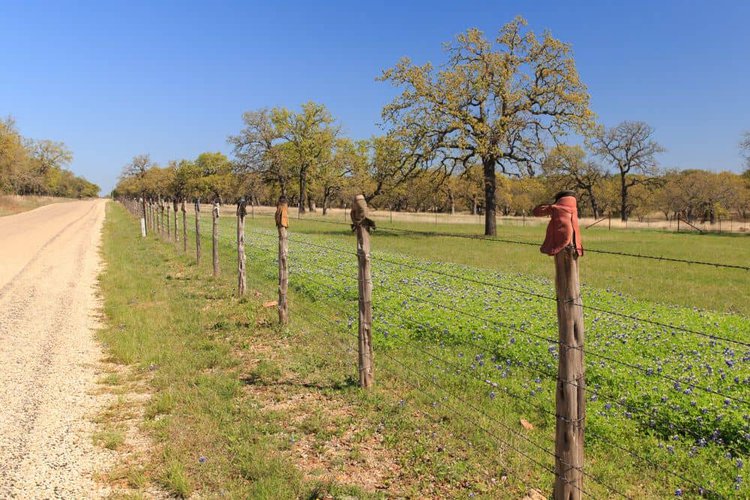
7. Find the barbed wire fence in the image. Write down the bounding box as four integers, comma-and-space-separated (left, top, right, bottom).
118, 197, 748, 499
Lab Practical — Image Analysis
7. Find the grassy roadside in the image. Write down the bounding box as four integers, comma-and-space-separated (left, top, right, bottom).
101, 202, 516, 498
99, 202, 366, 497
0, 194, 73, 216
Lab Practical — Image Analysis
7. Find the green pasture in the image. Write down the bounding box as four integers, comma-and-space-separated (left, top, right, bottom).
99, 203, 750, 498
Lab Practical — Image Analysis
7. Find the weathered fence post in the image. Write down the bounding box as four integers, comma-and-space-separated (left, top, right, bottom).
139, 197, 147, 237
166, 198, 172, 241
351, 195, 374, 389
275, 197, 289, 325
173, 199, 179, 246
160, 198, 166, 238
212, 200, 220, 277
194, 199, 201, 264
237, 198, 247, 297
553, 246, 585, 500
181, 199, 187, 253
148, 200, 151, 233
533, 191, 585, 500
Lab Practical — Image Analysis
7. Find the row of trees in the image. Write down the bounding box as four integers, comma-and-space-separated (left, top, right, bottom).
0, 116, 99, 198
114, 17, 750, 232
113, 141, 750, 225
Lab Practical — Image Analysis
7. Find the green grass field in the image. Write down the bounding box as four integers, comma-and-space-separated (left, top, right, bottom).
99, 203, 750, 498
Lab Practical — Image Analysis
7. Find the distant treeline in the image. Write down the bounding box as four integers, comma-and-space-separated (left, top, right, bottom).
113, 145, 750, 225
0, 116, 99, 198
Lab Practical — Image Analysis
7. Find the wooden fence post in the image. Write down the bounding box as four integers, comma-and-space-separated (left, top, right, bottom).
173, 199, 179, 246
195, 199, 201, 264
139, 197, 147, 237
212, 200, 220, 277
237, 199, 247, 297
166, 198, 172, 241
351, 195, 374, 389
553, 246, 585, 497
275, 197, 289, 325
181, 199, 187, 253
160, 198, 166, 238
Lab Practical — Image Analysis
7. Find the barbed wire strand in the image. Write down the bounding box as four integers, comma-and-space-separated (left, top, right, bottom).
294, 216, 749, 271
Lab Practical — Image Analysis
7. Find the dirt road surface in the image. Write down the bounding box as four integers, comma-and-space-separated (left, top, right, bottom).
0, 199, 111, 497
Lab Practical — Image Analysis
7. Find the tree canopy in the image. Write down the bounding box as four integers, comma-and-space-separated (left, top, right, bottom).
0, 116, 98, 198
379, 16, 593, 235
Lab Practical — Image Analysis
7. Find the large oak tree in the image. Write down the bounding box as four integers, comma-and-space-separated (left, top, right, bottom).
379, 16, 592, 235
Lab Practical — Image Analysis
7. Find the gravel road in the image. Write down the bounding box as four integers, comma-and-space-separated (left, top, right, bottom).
0, 199, 111, 497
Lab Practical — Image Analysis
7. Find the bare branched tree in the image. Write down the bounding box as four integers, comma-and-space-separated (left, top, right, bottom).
591, 121, 665, 221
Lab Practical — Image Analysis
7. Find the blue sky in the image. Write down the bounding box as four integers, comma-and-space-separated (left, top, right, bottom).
2, 0, 749, 193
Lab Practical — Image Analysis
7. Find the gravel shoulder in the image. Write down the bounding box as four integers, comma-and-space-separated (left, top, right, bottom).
0, 199, 112, 497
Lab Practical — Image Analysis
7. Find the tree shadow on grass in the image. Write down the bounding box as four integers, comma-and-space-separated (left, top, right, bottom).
240, 374, 358, 392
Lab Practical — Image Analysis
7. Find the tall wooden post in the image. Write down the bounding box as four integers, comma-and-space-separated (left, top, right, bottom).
237, 199, 247, 297
173, 199, 179, 246
553, 246, 585, 499
159, 197, 166, 239
140, 197, 147, 237
166, 199, 172, 241
351, 195, 374, 388
194, 199, 201, 264
275, 197, 289, 325
212, 200, 220, 277
181, 199, 187, 253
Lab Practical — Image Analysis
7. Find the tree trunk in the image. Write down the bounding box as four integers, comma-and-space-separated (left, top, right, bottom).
483, 158, 497, 236
298, 171, 307, 214
587, 188, 600, 219
322, 191, 329, 215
